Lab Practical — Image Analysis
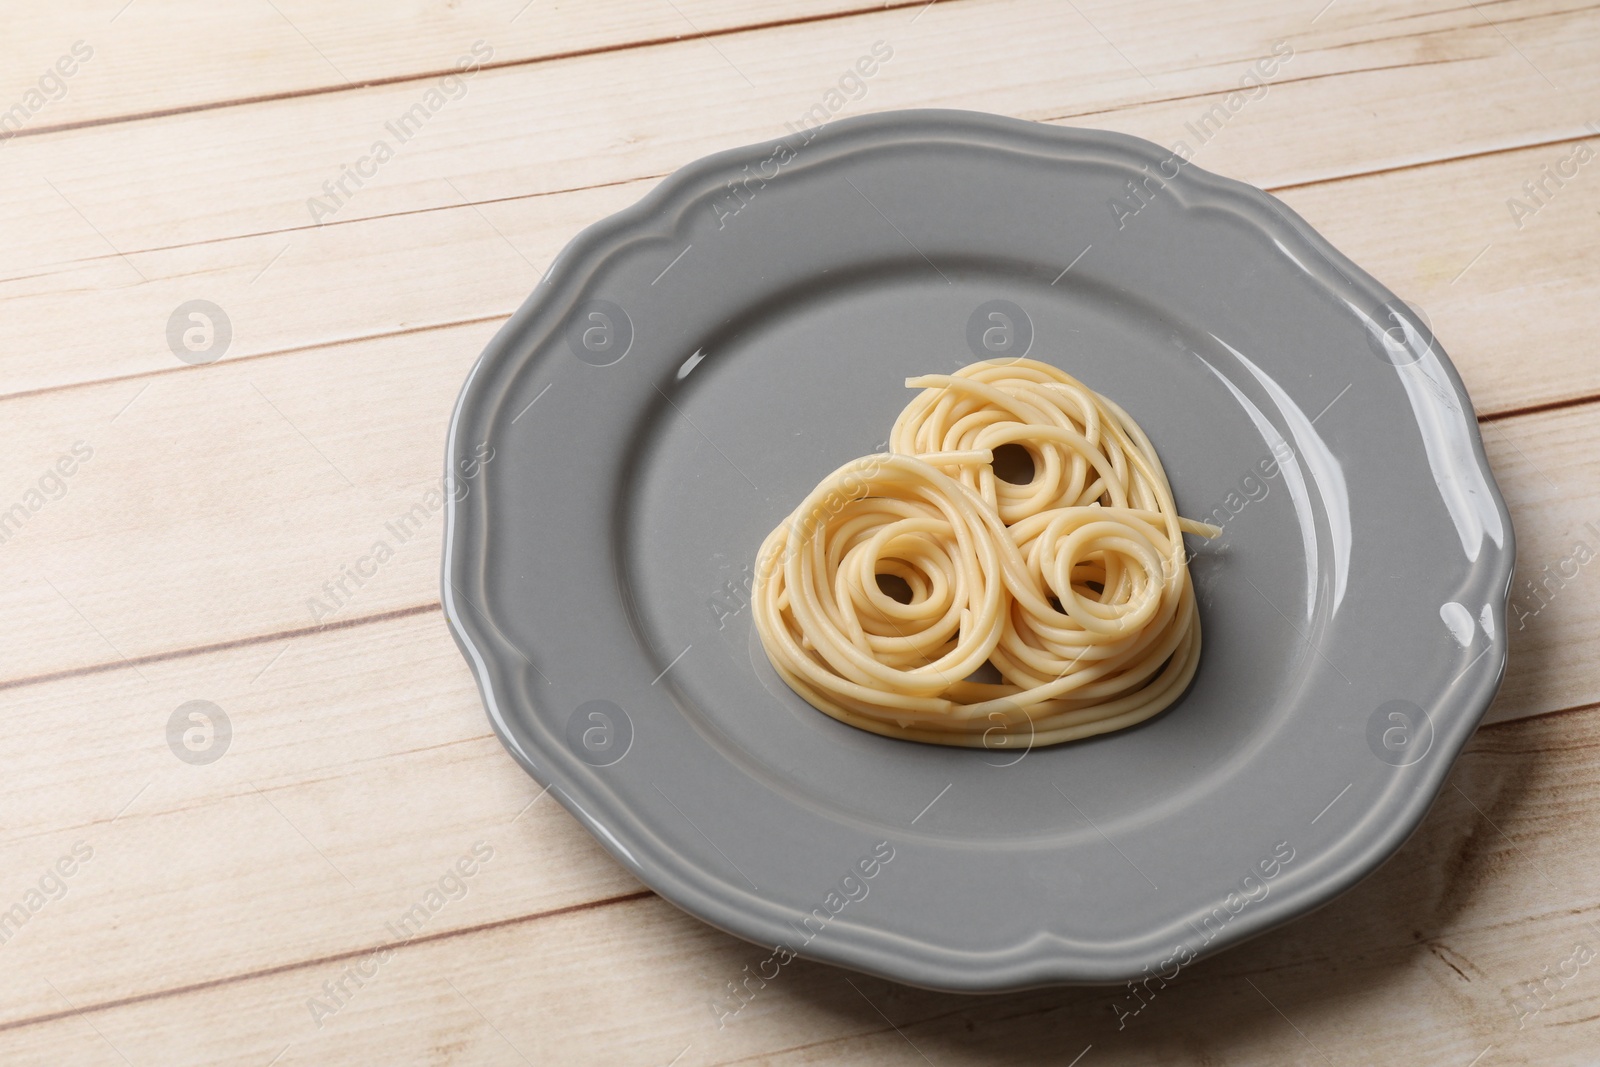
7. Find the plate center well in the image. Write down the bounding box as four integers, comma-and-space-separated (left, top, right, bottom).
619, 263, 1317, 843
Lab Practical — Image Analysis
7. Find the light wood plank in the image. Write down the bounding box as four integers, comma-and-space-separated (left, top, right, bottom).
1, 0, 1588, 253
2, 4, 1598, 1064
0, 323, 489, 691
0, 318, 1592, 724
0, 0, 900, 134
0, 177, 646, 398
4, 702, 1597, 1064
5, 127, 1596, 420
0, 384, 1591, 1041
2, 1, 1597, 403
1477, 405, 1600, 722
0, 607, 641, 1033
1276, 139, 1600, 418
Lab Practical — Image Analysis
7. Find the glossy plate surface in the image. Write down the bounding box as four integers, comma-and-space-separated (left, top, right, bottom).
443, 109, 1513, 990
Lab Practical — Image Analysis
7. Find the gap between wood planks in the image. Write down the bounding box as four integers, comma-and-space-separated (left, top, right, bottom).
1, 0, 1593, 316
2, 119, 1598, 413
0, 601, 442, 695
4, 0, 1586, 149
1045, 53, 1495, 125
0, 890, 656, 1039
0, 1, 1591, 1049
12, 94, 1588, 283
6, 77, 1593, 299
0, 119, 1592, 692
0, 693, 1593, 1038
0, 0, 946, 146
4, 477, 1587, 693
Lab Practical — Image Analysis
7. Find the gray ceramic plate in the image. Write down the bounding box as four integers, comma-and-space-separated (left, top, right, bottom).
443, 109, 1514, 990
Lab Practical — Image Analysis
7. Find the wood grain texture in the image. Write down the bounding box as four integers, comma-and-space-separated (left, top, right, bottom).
0, 609, 644, 1033
0, 322, 1593, 722
3, 0, 1598, 396
0, 0, 912, 134
5, 703, 1599, 1065
2, 0, 1598, 1063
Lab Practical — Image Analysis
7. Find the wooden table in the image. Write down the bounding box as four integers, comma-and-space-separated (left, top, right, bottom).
2, 2, 1596, 1063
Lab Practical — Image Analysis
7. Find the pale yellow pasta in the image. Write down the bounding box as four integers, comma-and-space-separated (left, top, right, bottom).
753, 359, 1219, 748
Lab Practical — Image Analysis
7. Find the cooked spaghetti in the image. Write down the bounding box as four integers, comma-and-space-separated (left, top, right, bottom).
752, 358, 1218, 748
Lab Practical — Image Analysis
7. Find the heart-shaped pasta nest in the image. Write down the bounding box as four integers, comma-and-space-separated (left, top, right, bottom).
753, 359, 1218, 748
